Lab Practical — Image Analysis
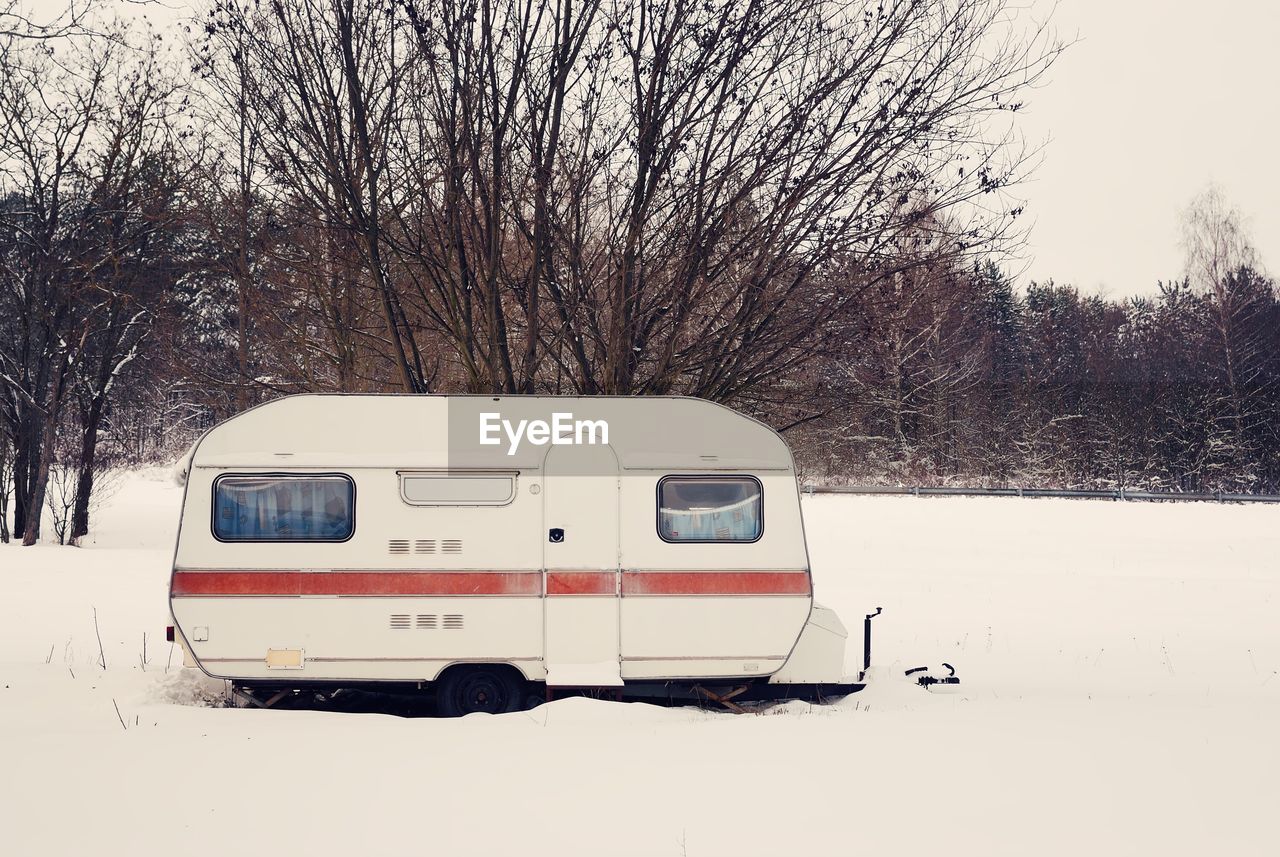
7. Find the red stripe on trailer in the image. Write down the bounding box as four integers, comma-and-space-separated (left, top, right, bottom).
546, 571, 616, 595
622, 571, 811, 596
171, 570, 541, 597
171, 569, 811, 597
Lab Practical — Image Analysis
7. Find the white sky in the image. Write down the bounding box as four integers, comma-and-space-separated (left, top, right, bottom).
1018, 0, 1279, 295
18, 0, 1279, 297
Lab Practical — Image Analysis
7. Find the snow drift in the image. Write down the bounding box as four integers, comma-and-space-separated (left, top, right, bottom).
1, 470, 1278, 855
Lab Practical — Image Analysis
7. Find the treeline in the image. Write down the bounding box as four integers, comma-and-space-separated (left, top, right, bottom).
792, 252, 1280, 491
0, 0, 1060, 543
0, 1, 1274, 547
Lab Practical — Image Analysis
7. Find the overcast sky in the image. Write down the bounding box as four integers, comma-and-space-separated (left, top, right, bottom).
1018, 0, 1279, 296
35, 0, 1279, 297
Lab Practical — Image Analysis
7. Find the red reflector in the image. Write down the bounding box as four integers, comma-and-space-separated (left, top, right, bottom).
165, 626, 175, 642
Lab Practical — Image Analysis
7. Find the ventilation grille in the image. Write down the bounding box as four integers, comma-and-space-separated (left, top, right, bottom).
389, 538, 460, 555
389, 614, 463, 630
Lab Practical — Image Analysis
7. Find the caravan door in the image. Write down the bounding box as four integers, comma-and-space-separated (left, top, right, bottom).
541, 442, 623, 687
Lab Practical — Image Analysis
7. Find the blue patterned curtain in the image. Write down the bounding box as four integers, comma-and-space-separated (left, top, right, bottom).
659, 478, 761, 541
215, 476, 353, 541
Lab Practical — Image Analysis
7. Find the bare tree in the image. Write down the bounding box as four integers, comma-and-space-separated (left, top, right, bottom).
1181, 186, 1272, 484
200, 0, 431, 394
1, 0, 102, 41
826, 230, 993, 480
0, 34, 114, 543
0, 27, 184, 544
199, 0, 1062, 401
1182, 186, 1259, 299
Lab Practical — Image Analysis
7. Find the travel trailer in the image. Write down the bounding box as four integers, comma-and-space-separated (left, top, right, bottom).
168, 394, 870, 714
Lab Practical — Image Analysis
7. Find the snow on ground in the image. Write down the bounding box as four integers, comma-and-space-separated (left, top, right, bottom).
2, 471, 1279, 855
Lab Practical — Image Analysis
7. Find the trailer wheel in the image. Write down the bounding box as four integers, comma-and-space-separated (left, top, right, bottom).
435, 665, 523, 717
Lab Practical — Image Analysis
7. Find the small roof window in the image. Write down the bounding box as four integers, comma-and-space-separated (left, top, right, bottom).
400, 472, 516, 506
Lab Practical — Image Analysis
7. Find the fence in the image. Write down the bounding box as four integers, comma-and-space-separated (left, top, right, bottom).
800, 485, 1280, 503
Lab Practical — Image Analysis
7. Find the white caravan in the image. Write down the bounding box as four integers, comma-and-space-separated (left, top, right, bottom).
169, 395, 867, 714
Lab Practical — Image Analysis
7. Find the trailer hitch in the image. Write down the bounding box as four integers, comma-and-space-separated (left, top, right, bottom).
904, 662, 960, 690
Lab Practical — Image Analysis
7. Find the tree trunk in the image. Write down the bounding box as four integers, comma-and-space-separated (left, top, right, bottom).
0, 436, 10, 543
11, 447, 25, 539
21, 410, 56, 545
11, 411, 36, 538
22, 355, 69, 546
69, 394, 105, 543
236, 267, 250, 411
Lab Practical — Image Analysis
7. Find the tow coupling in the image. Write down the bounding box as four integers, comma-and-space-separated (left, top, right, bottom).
905, 662, 961, 691
860, 607, 962, 692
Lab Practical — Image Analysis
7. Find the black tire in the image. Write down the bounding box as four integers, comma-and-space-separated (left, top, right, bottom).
435, 665, 524, 717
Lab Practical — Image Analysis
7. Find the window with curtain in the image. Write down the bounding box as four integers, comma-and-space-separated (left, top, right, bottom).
213, 475, 355, 541
658, 476, 762, 542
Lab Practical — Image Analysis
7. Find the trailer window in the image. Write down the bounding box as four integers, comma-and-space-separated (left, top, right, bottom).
213, 475, 354, 542
658, 476, 762, 542
399, 473, 516, 505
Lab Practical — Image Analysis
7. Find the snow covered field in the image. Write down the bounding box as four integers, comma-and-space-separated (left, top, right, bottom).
2, 471, 1278, 856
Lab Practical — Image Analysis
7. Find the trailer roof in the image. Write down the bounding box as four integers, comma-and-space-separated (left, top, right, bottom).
189, 394, 794, 472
